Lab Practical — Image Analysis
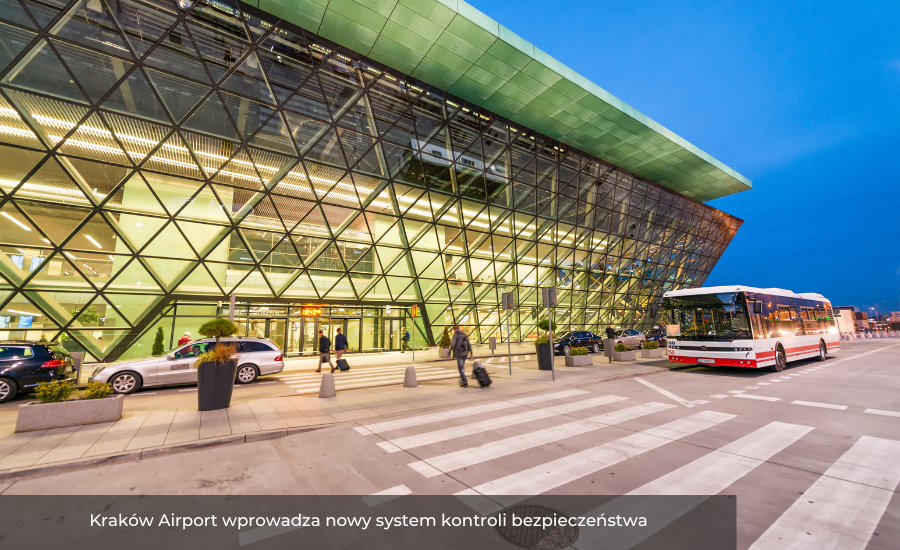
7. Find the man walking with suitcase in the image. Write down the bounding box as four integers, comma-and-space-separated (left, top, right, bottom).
450, 325, 471, 387
334, 327, 347, 361
316, 329, 335, 373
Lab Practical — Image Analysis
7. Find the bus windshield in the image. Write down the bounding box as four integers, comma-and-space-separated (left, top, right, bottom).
664, 294, 753, 341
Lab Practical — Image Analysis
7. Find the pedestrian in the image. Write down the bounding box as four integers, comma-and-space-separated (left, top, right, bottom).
177, 332, 191, 346
334, 327, 347, 361
401, 326, 411, 353
605, 325, 616, 339
450, 325, 471, 387
316, 329, 335, 373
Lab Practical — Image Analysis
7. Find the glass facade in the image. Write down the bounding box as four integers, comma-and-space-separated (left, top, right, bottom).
0, 0, 741, 362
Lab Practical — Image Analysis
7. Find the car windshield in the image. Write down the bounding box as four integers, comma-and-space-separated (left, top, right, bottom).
666, 304, 752, 341
554, 331, 574, 341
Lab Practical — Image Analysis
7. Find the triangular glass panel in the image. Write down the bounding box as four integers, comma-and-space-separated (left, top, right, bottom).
2, 38, 86, 102
176, 183, 230, 225
261, 235, 301, 268
142, 257, 194, 290
374, 245, 403, 270
335, 95, 374, 135
102, 67, 168, 123
0, 146, 45, 195
110, 0, 176, 58
181, 130, 237, 179
248, 148, 295, 188
222, 92, 273, 142
187, 20, 249, 84
250, 111, 297, 155
318, 72, 361, 118
101, 112, 170, 165
24, 1, 60, 29
106, 256, 163, 292
322, 173, 360, 209
425, 281, 449, 302
174, 220, 229, 258
63, 211, 119, 253
51, 0, 130, 57
348, 272, 376, 296
146, 69, 210, 124
62, 157, 128, 205
238, 227, 284, 263
113, 213, 167, 251
281, 271, 318, 298
361, 277, 390, 302
290, 235, 327, 266
0, 94, 43, 150
142, 133, 203, 180
283, 110, 330, 154
258, 49, 314, 104
352, 173, 388, 208
140, 221, 196, 260
350, 142, 385, 177
291, 205, 330, 238
104, 173, 167, 218
386, 254, 412, 278
337, 242, 370, 270
1, 0, 36, 29
268, 194, 313, 233
56, 111, 129, 165
14, 156, 89, 205
220, 52, 275, 105
336, 211, 373, 244
183, 92, 240, 140
105, 292, 163, 326
285, 76, 331, 119
305, 127, 347, 168
303, 160, 345, 199
212, 148, 263, 190
0, 23, 36, 75
271, 162, 316, 200
13, 198, 90, 245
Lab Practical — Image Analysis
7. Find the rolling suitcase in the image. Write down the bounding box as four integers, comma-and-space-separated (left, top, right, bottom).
336, 358, 350, 372
472, 364, 491, 387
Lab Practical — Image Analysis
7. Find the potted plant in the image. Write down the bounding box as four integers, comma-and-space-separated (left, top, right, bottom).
564, 346, 593, 367
535, 318, 553, 371
437, 327, 452, 358
640, 341, 664, 358
195, 318, 239, 411
612, 342, 637, 362
15, 380, 122, 432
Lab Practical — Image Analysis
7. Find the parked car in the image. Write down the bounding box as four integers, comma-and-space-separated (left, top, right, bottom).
0, 341, 75, 403
553, 331, 603, 355
89, 338, 284, 394
644, 326, 668, 347
614, 329, 647, 349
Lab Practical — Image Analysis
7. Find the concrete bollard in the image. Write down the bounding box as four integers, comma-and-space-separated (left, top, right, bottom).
318, 372, 336, 398
403, 366, 417, 388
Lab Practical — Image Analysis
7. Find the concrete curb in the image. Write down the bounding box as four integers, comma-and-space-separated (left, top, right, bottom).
0, 426, 328, 483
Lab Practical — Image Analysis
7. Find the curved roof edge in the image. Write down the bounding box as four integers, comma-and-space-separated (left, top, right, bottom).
248, 0, 751, 202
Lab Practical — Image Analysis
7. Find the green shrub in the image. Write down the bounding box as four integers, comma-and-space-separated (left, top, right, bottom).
644, 341, 658, 350
537, 318, 551, 331
34, 380, 76, 403
198, 318, 238, 344
437, 327, 451, 348
196, 342, 238, 368
535, 334, 550, 344
570, 347, 589, 356
151, 326, 165, 356
615, 343, 634, 352
82, 381, 114, 399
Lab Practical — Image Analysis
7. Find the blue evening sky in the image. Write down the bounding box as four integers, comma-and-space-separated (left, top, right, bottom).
475, 0, 900, 315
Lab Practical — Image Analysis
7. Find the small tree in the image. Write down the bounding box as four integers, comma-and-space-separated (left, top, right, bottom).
437, 326, 452, 348
151, 326, 165, 356
198, 318, 238, 345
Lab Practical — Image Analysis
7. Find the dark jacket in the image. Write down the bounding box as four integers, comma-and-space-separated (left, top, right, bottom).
605, 327, 616, 339
334, 333, 348, 351
449, 330, 470, 358
318, 335, 331, 353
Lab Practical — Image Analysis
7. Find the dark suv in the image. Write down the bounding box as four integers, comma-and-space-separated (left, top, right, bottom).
0, 342, 75, 403
553, 331, 603, 355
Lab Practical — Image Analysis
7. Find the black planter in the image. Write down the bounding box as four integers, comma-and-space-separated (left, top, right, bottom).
197, 359, 237, 411
535, 342, 554, 370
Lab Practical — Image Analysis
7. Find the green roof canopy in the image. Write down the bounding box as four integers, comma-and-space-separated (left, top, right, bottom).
248, 0, 751, 201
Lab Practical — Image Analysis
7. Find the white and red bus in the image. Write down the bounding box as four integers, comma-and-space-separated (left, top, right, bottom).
663, 286, 840, 372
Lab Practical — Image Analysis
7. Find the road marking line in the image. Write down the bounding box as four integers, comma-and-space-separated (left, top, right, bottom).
728, 390, 745, 394
354, 426, 373, 435
769, 380, 783, 383
408, 402, 675, 477
710, 394, 729, 399
744, 386, 760, 389
290, 373, 459, 393
458, 410, 735, 502
285, 370, 452, 389
378, 395, 628, 452
756, 382, 772, 386
127, 392, 157, 397
863, 408, 900, 418
634, 377, 695, 407
178, 389, 197, 392
791, 400, 848, 410
571, 422, 814, 550
362, 484, 412, 507
278, 364, 431, 379
360, 390, 588, 434
283, 367, 449, 383
749, 436, 900, 550
693, 400, 710, 405
734, 394, 780, 402
257, 381, 276, 385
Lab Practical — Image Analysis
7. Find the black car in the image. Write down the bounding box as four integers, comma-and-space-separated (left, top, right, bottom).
553, 331, 603, 355
0, 342, 75, 403
644, 326, 668, 347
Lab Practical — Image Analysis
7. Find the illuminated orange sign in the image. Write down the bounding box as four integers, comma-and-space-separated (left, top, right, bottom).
300, 307, 321, 317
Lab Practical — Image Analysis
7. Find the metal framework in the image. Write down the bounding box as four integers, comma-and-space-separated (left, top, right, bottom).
0, 0, 741, 362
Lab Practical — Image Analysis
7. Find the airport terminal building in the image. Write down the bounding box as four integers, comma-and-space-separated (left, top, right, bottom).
0, 0, 749, 361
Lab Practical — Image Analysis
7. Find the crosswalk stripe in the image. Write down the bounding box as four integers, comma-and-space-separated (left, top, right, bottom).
630, 421, 813, 495
377, 395, 628, 453
569, 421, 814, 550
292, 373, 457, 394
409, 402, 675, 477
791, 400, 847, 410
634, 378, 695, 407
734, 394, 780, 402
863, 408, 900, 418
459, 410, 735, 504
359, 389, 588, 434
279, 365, 439, 381
749, 435, 900, 550
285, 368, 452, 389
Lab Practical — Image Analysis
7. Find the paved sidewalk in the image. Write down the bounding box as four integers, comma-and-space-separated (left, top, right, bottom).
0, 356, 676, 480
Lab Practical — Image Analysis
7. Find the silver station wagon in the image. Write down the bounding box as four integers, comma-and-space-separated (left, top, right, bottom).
89, 338, 284, 394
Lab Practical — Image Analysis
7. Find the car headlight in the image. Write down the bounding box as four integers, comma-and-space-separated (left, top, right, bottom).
92, 365, 105, 376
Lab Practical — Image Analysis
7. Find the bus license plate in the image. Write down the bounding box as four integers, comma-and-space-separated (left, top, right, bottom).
697, 358, 715, 364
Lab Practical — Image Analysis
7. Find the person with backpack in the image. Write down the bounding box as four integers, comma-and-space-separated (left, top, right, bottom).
316, 329, 335, 373
334, 327, 347, 361
401, 326, 411, 353
450, 325, 471, 387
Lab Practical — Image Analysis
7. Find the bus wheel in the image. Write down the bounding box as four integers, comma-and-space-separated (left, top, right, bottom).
769, 346, 786, 372
817, 341, 827, 361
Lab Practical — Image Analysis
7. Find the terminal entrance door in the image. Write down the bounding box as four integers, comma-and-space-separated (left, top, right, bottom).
247, 318, 286, 349
382, 319, 402, 351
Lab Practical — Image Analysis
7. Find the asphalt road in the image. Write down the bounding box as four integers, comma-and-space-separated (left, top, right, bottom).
4, 339, 899, 550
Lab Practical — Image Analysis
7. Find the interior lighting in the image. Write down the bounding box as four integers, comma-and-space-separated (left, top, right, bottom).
8, 309, 42, 316
1, 211, 30, 231
85, 235, 103, 249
